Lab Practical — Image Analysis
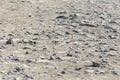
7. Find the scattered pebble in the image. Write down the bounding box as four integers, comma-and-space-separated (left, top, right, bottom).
6, 38, 13, 44
0, 0, 119, 80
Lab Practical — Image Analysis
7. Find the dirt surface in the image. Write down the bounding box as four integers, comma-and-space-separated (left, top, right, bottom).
0, 0, 120, 80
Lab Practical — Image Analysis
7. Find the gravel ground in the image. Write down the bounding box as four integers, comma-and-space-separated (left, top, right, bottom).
0, 0, 120, 80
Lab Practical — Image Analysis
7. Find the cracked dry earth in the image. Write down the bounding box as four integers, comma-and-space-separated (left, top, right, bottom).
0, 0, 120, 80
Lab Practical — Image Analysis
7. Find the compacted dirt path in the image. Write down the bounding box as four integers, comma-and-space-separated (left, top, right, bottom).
0, 0, 120, 80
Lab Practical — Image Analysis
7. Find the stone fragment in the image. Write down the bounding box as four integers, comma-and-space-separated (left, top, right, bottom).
91, 62, 100, 67
75, 67, 81, 71
6, 38, 13, 44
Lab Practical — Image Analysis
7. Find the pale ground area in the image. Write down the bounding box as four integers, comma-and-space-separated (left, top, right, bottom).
0, 0, 120, 80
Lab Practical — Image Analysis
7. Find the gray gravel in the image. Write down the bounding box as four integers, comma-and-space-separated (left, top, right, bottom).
0, 0, 120, 80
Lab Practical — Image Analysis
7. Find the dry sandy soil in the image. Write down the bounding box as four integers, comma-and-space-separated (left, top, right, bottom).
0, 0, 120, 80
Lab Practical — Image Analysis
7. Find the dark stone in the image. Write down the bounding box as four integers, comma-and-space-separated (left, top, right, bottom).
34, 33, 39, 35
56, 57, 63, 61
104, 26, 117, 33
28, 15, 32, 17
99, 56, 103, 58
52, 41, 59, 45
53, 53, 56, 56
69, 14, 77, 19
65, 32, 70, 35
8, 34, 14, 37
56, 15, 68, 19
91, 62, 100, 67
108, 35, 116, 39
85, 43, 89, 45
103, 50, 108, 52
6, 38, 13, 44
72, 29, 79, 33
66, 53, 72, 57
79, 23, 97, 27
75, 67, 81, 71
14, 67, 21, 72
46, 34, 51, 39
26, 59, 32, 63
56, 11, 67, 14
22, 47, 30, 49
109, 48, 117, 51
29, 40, 36, 45
75, 51, 78, 53
48, 56, 54, 60
9, 55, 20, 62
43, 48, 47, 50
25, 51, 29, 55
24, 74, 33, 79
82, 49, 85, 51
61, 71, 66, 74
12, 58, 20, 62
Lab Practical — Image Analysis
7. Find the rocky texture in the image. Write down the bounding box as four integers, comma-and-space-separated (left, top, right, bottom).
0, 0, 120, 80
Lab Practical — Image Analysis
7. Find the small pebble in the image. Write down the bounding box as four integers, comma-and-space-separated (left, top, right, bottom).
6, 38, 13, 44
91, 62, 100, 67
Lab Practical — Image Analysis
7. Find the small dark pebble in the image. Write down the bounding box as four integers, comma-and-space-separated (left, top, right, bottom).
69, 14, 77, 19
56, 57, 63, 61
75, 67, 81, 71
24, 74, 33, 79
91, 62, 100, 67
79, 23, 96, 27
56, 15, 68, 19
66, 53, 72, 57
109, 48, 117, 51
75, 51, 78, 53
25, 51, 29, 55
108, 35, 116, 39
65, 32, 70, 35
29, 40, 36, 45
61, 71, 66, 74
6, 38, 13, 44
9, 55, 20, 62
85, 43, 89, 45
28, 15, 32, 17
13, 67, 21, 72
103, 50, 108, 52
99, 56, 103, 58
26, 59, 32, 63
52, 41, 59, 45
56, 11, 67, 14
53, 53, 56, 56
23, 47, 30, 49
43, 47, 47, 50
12, 58, 20, 62
82, 49, 85, 51
72, 30, 79, 33
8, 34, 14, 37
49, 56, 54, 60
34, 33, 39, 35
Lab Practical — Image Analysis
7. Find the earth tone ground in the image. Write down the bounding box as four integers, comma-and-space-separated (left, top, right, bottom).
0, 0, 120, 80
